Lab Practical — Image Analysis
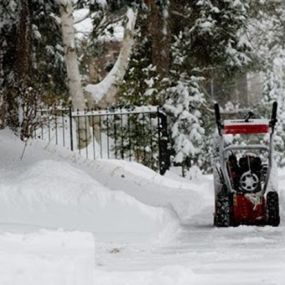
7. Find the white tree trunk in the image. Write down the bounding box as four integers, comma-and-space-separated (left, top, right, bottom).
57, 0, 90, 149
85, 8, 137, 108
0, 43, 5, 128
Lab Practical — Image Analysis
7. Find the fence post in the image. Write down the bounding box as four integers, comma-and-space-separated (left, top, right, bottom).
69, 105, 74, 151
157, 107, 170, 175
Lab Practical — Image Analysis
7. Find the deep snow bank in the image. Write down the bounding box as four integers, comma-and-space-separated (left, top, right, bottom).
87, 159, 210, 223
0, 230, 95, 285
0, 130, 176, 240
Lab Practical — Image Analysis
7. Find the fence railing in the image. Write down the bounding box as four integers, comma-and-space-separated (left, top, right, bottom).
34, 105, 170, 175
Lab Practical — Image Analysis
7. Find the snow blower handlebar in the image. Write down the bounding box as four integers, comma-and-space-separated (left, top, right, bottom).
214, 103, 223, 136
213, 101, 278, 196
214, 101, 277, 135
270, 101, 278, 132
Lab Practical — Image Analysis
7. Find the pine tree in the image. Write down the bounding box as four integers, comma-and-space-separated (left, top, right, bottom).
249, 1, 285, 166
114, 0, 254, 173
160, 0, 252, 173
163, 76, 206, 169
31, 0, 66, 102
0, 0, 67, 137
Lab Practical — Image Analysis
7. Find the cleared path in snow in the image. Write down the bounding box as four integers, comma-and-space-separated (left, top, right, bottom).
95, 203, 285, 285
91, 161, 285, 284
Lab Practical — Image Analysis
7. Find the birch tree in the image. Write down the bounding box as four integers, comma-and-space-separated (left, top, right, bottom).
85, 7, 137, 108
0, 48, 4, 129
56, 0, 90, 148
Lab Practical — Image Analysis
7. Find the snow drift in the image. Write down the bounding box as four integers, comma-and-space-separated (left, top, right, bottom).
0, 130, 177, 240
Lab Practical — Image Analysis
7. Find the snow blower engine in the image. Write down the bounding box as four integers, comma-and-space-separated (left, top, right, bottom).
213, 102, 280, 227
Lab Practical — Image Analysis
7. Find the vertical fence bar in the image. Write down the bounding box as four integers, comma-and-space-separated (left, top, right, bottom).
106, 112, 110, 159
40, 107, 44, 140
142, 112, 146, 163
48, 109, 51, 142
149, 112, 154, 168
69, 106, 74, 151
33, 119, 36, 139
114, 113, 117, 159
99, 113, 103, 158
157, 107, 170, 175
157, 108, 162, 174
120, 108, 124, 159
55, 108, 58, 145
77, 109, 81, 155
62, 109, 65, 147
85, 109, 88, 159
91, 109, 96, 160
127, 112, 131, 161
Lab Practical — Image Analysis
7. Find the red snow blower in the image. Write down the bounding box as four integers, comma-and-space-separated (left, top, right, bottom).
213, 102, 280, 227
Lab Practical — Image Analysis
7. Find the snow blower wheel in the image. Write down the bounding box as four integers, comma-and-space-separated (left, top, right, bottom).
214, 192, 232, 227
267, 191, 280, 227
239, 171, 259, 193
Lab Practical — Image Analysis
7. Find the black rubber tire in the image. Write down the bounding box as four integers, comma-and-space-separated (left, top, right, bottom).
214, 192, 232, 227
267, 192, 280, 227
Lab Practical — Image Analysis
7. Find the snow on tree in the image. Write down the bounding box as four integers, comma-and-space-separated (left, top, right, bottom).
118, 8, 161, 107
0, 0, 18, 128
113, 0, 255, 173
2, 0, 285, 172
164, 77, 205, 169
31, 0, 66, 99
0, 0, 66, 138
55, 0, 139, 148
85, 7, 137, 108
188, 0, 251, 70
249, 1, 285, 166
157, 0, 253, 173
56, 0, 92, 148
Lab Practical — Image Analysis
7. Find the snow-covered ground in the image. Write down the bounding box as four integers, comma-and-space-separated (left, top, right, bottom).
0, 130, 284, 284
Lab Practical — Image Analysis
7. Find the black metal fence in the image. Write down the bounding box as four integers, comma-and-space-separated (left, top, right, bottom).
34, 105, 170, 175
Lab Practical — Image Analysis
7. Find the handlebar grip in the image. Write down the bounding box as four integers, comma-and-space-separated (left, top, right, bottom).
271, 101, 277, 122
214, 103, 222, 135
214, 103, 221, 124
270, 101, 278, 131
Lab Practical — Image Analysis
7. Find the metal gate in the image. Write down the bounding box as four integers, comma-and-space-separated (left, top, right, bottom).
34, 105, 170, 175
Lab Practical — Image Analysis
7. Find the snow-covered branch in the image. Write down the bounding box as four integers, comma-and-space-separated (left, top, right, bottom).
74, 10, 91, 25
85, 7, 137, 108
170, 9, 191, 19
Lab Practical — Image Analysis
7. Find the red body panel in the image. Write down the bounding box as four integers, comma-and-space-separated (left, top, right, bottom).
233, 194, 266, 225
223, 124, 269, 135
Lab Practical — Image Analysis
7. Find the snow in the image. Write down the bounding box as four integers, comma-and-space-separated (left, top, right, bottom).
74, 9, 93, 40
96, 0, 107, 7
0, 230, 95, 285
0, 129, 285, 284
71, 105, 158, 117
55, 0, 70, 5
0, 130, 176, 240
126, 8, 136, 31
85, 66, 116, 103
